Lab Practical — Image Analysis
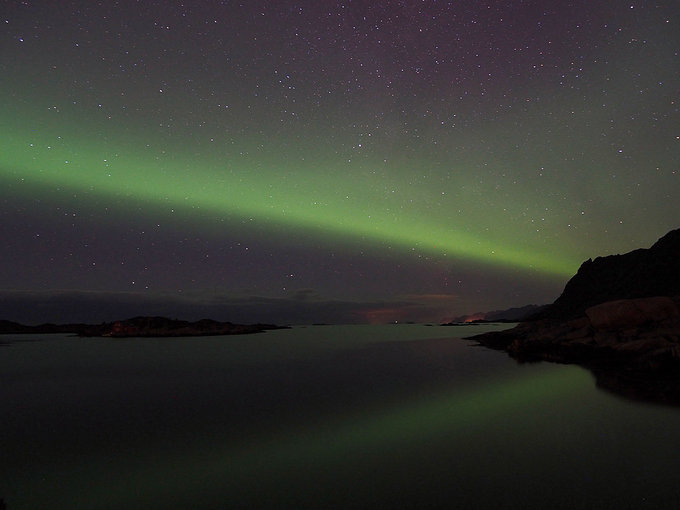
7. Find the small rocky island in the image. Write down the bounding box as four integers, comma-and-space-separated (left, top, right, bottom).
469, 228, 680, 404
0, 316, 287, 337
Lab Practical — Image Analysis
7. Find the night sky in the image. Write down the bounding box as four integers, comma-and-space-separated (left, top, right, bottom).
1, 1, 678, 324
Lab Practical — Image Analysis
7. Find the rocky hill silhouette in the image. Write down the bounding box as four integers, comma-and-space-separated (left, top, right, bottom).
532, 228, 680, 321
469, 228, 680, 405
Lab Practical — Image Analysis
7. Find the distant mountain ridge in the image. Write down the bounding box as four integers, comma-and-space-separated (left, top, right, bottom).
450, 304, 547, 323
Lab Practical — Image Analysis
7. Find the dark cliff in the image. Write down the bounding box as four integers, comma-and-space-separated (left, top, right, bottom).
531, 228, 680, 321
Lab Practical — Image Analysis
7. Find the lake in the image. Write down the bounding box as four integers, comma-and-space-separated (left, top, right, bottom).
1, 324, 679, 509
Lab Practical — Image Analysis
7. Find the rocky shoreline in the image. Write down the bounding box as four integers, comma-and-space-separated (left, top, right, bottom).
469, 296, 680, 371
468, 298, 680, 405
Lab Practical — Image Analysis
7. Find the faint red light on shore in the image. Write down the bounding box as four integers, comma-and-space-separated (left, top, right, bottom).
464, 314, 485, 323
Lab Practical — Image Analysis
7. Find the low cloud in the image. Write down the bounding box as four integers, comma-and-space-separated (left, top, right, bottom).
0, 289, 457, 325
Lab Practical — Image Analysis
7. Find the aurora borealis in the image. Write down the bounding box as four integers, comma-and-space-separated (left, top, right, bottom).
1, 1, 678, 324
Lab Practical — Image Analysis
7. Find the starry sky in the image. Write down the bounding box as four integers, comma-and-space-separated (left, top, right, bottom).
1, 0, 678, 325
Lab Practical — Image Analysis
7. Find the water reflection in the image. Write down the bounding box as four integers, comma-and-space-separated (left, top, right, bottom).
2, 326, 680, 509
589, 368, 680, 406
508, 352, 680, 407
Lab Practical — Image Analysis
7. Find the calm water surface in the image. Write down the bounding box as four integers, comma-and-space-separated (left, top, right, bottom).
1, 324, 679, 509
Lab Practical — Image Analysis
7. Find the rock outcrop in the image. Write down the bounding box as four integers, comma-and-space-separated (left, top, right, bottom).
484, 296, 680, 369
585, 296, 679, 330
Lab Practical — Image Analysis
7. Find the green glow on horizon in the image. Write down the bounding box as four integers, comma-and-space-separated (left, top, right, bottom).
1, 120, 578, 277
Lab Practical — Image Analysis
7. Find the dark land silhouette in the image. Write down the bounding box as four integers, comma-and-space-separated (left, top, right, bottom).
0, 316, 287, 338
469, 228, 680, 404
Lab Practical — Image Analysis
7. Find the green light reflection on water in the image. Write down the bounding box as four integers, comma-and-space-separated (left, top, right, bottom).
56, 365, 591, 508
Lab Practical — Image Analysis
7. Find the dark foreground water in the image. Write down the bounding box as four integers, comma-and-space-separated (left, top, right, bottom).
2, 324, 680, 509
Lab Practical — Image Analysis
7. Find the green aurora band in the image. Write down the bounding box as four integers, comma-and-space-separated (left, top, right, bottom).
2, 117, 577, 278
